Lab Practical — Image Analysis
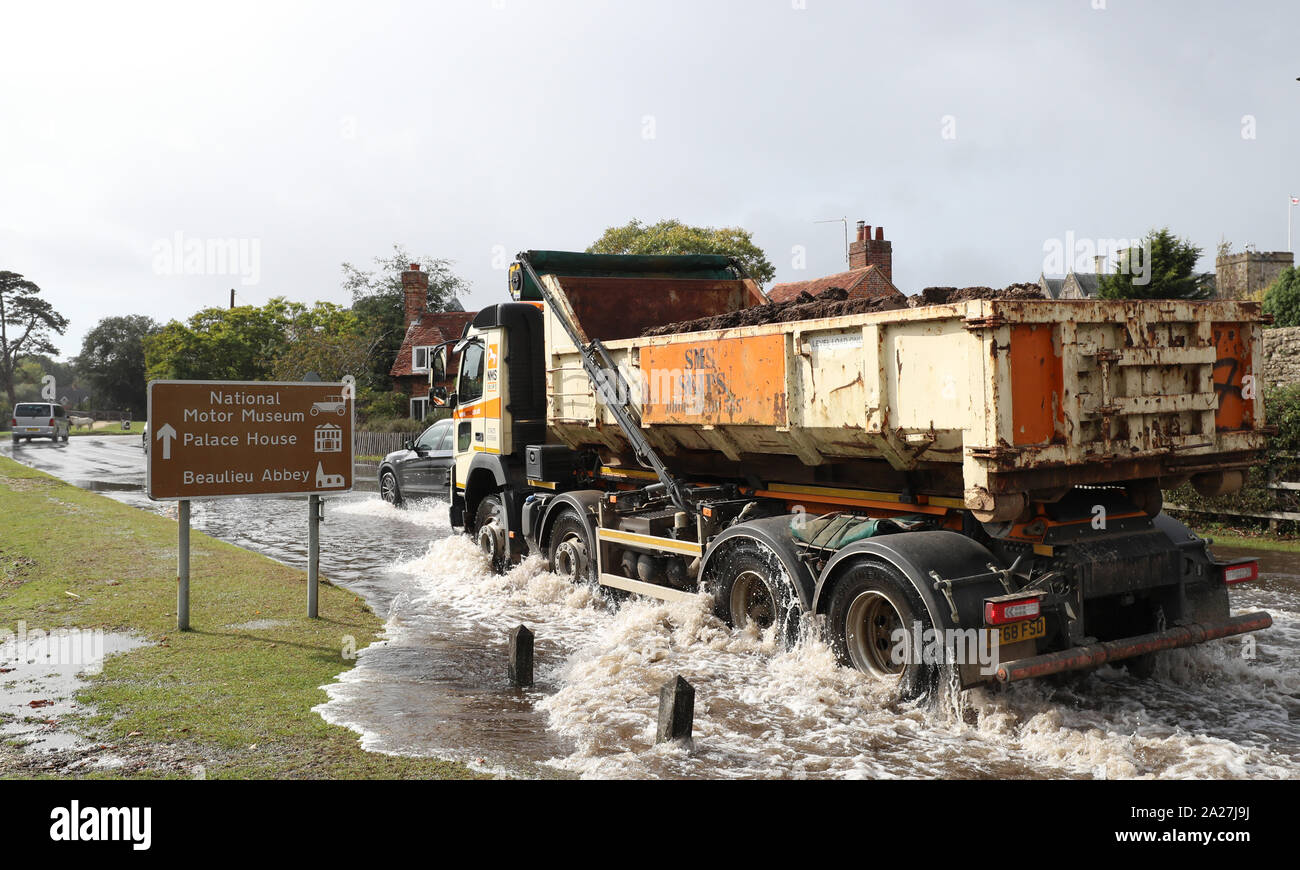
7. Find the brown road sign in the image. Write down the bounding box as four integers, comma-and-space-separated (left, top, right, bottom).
147, 380, 354, 501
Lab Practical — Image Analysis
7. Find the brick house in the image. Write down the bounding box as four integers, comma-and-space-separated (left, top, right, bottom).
390, 264, 476, 420
768, 222, 901, 302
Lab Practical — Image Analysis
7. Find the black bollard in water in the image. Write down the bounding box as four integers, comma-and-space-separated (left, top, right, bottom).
509, 625, 534, 688
656, 675, 694, 744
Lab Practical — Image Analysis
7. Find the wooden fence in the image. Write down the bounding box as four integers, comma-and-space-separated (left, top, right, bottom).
1166, 460, 1300, 531
1167, 484, 1300, 531
353, 409, 450, 458
353, 431, 410, 458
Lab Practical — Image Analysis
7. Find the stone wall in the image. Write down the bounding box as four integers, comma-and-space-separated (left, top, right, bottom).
1263, 326, 1300, 387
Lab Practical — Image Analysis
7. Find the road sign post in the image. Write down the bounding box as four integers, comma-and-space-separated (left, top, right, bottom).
148, 380, 354, 624
308, 495, 320, 619
178, 500, 190, 631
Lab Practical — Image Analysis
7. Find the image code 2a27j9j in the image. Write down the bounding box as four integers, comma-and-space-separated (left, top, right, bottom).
146, 380, 354, 501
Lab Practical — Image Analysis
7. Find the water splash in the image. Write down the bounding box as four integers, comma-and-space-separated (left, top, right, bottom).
319, 532, 1300, 779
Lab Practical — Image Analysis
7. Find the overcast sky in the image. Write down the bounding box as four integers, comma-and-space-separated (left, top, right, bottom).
3, 0, 1297, 357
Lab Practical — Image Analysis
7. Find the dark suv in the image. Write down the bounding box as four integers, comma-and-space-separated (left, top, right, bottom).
377, 418, 455, 506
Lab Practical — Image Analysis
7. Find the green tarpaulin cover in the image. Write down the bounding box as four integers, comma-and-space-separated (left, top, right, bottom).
789, 513, 933, 549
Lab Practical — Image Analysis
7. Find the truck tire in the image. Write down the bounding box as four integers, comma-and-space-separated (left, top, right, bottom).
547, 509, 596, 586
826, 560, 941, 700
379, 470, 403, 507
708, 542, 800, 645
475, 493, 507, 574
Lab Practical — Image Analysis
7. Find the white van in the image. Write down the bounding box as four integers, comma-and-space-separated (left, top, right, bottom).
10, 403, 71, 443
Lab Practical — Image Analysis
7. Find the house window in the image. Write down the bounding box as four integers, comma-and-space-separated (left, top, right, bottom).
411, 397, 429, 420
412, 346, 434, 372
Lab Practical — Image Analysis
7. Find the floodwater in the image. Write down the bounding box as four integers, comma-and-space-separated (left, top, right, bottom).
4, 437, 1298, 778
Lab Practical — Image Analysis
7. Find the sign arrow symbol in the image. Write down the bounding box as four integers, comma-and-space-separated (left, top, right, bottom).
156, 423, 177, 460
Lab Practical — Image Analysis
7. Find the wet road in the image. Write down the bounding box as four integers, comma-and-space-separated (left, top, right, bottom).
5, 437, 1299, 778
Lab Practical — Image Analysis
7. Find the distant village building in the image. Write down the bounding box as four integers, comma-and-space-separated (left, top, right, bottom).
768, 222, 901, 302
1216, 249, 1293, 300
390, 264, 476, 420
1060, 271, 1102, 299
1040, 255, 1105, 299
1038, 271, 1101, 299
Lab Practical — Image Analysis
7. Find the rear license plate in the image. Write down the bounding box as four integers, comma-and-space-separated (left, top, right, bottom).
999, 617, 1046, 646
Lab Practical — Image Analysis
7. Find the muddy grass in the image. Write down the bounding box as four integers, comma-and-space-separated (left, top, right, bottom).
0, 456, 481, 780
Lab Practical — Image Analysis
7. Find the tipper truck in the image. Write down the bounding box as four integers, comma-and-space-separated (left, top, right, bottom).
427, 250, 1273, 696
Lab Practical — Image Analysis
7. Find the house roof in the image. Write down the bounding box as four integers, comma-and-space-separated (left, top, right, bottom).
1071, 272, 1102, 296
390, 310, 477, 379
767, 265, 898, 303
1039, 275, 1066, 299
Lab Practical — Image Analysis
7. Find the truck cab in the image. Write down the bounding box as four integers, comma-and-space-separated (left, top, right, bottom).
433, 301, 548, 565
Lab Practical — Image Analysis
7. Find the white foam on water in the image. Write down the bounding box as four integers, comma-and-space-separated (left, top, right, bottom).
332, 497, 452, 531
319, 533, 1300, 779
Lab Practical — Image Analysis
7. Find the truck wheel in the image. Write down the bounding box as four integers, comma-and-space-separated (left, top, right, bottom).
547, 509, 596, 585
475, 494, 507, 574
709, 543, 799, 645
379, 471, 403, 507
827, 560, 939, 699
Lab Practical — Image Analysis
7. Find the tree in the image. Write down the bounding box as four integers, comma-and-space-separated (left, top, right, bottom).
342, 244, 469, 312
77, 315, 161, 415
1263, 267, 1300, 327
587, 219, 776, 285
1098, 228, 1208, 301
4, 355, 82, 406
269, 302, 384, 384
144, 299, 299, 383
343, 244, 470, 391
0, 271, 69, 405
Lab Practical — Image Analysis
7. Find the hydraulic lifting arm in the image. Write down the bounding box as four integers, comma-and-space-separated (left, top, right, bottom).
515, 252, 692, 513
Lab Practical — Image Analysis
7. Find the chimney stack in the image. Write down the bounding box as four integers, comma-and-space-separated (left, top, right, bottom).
401, 263, 428, 329
849, 222, 892, 281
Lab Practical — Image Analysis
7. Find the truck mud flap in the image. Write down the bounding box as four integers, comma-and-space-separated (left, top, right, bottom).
994, 611, 1273, 684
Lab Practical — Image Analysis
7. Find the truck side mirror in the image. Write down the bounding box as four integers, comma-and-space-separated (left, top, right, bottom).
432, 346, 447, 384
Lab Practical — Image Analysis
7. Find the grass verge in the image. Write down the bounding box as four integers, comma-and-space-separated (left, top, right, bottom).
69, 421, 146, 436
1192, 529, 1300, 553
0, 455, 478, 779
